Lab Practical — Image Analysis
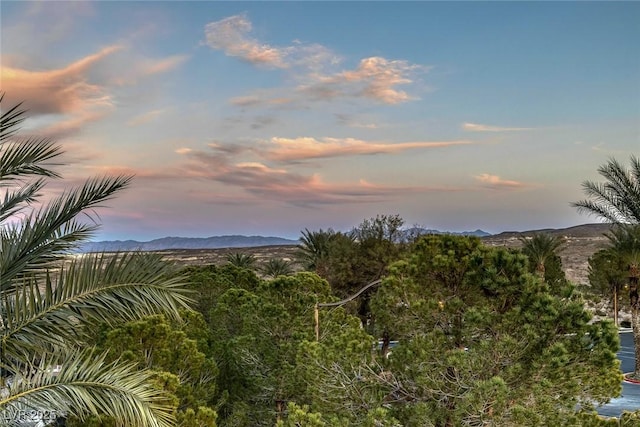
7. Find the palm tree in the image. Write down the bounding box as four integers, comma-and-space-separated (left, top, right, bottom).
0, 96, 192, 426
296, 228, 335, 271
573, 155, 640, 377
261, 258, 294, 279
604, 225, 640, 377
225, 252, 256, 269
518, 233, 564, 279
572, 155, 640, 224
588, 248, 628, 327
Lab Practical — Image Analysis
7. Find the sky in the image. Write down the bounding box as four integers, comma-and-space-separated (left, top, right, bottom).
1, 1, 639, 241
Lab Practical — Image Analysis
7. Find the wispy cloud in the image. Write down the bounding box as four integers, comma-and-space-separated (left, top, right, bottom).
230, 94, 294, 107
1, 45, 121, 116
177, 145, 458, 207
39, 110, 111, 139
139, 55, 189, 76
204, 14, 288, 68
474, 173, 527, 190
300, 57, 426, 105
127, 109, 167, 127
204, 14, 339, 70
2, 43, 191, 139
260, 137, 472, 162
462, 122, 533, 132
335, 114, 379, 129
205, 14, 426, 107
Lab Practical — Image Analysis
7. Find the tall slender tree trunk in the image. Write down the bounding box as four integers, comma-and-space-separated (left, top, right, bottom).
629, 270, 640, 378
536, 262, 545, 280
614, 284, 619, 327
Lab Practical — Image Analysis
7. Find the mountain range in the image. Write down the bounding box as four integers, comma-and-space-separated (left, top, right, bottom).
79, 224, 613, 252
78, 235, 299, 252
79, 228, 492, 252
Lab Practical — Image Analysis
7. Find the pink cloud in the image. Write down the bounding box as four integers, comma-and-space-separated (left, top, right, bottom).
38, 110, 111, 139
2, 45, 190, 139
225, 56, 426, 108
204, 15, 288, 68
127, 109, 167, 127
463, 122, 533, 132
307, 56, 424, 104
204, 15, 339, 71
140, 55, 189, 75
260, 137, 472, 162
206, 15, 426, 107
1, 45, 121, 115
179, 146, 458, 207
474, 173, 527, 190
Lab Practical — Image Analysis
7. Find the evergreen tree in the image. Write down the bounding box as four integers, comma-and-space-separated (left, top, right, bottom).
368, 235, 621, 426
589, 248, 628, 326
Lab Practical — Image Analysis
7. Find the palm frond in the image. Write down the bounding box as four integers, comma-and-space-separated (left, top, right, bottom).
0, 96, 193, 427
572, 156, 640, 224
0, 138, 62, 182
605, 225, 640, 266
0, 175, 133, 292
1, 349, 176, 427
2, 252, 193, 365
0, 178, 46, 222
0, 94, 26, 143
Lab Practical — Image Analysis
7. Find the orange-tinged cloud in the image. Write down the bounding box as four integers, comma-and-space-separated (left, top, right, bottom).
235, 56, 426, 107
235, 162, 287, 174
204, 15, 288, 68
204, 15, 339, 71
206, 15, 425, 107
1, 45, 121, 115
39, 110, 110, 139
333, 56, 421, 104
261, 137, 472, 161
141, 55, 189, 75
178, 146, 459, 207
127, 109, 166, 127
474, 173, 526, 189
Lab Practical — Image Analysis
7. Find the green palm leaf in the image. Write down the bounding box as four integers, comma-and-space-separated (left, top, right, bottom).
0, 178, 46, 223
0, 175, 133, 293
0, 95, 196, 425
1, 349, 176, 427
0, 94, 26, 143
2, 252, 193, 366
0, 138, 62, 182
573, 156, 640, 224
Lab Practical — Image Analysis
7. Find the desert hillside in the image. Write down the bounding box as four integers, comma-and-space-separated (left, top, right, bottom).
153, 223, 613, 286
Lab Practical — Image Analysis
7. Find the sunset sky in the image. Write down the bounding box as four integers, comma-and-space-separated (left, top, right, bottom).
2, 1, 639, 241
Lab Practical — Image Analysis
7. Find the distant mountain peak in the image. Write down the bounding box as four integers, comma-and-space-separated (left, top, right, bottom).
78, 235, 298, 253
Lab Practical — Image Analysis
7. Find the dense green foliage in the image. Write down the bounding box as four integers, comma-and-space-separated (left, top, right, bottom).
370, 235, 620, 426
168, 234, 625, 426
589, 248, 629, 324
